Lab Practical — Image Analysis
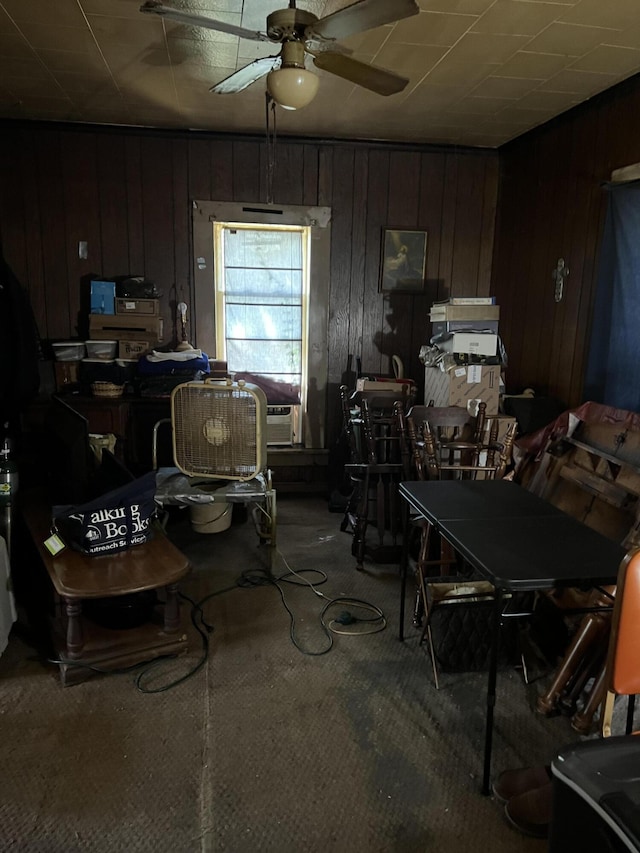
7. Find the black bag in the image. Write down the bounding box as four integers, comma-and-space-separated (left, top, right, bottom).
428, 579, 519, 672
53, 472, 157, 557
115, 276, 159, 299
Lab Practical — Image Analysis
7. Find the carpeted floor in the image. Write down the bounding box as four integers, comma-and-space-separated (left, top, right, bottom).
0, 495, 586, 852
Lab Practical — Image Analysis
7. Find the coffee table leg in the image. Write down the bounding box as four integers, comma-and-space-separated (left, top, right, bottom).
63, 597, 84, 659
483, 588, 503, 795
164, 583, 180, 633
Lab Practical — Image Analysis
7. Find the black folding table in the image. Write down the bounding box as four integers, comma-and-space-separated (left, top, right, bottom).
398, 479, 625, 795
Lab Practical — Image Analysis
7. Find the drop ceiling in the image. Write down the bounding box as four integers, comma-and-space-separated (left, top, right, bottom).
1, 0, 640, 148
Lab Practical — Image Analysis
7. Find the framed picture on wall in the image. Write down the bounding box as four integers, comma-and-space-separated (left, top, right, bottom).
379, 228, 428, 293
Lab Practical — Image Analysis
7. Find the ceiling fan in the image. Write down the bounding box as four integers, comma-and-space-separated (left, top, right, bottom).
140, 0, 420, 110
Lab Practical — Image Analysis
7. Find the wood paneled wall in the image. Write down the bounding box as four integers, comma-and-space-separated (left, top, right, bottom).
0, 122, 498, 447
492, 74, 640, 409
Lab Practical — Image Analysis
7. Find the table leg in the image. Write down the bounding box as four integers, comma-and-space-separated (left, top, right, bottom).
482, 588, 503, 795
164, 583, 180, 633
63, 596, 84, 659
399, 499, 410, 641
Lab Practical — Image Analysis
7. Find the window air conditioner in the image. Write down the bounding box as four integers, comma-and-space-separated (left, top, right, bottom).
266, 405, 300, 446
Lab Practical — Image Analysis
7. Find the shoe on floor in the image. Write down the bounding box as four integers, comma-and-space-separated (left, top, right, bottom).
492, 765, 551, 804
504, 780, 553, 839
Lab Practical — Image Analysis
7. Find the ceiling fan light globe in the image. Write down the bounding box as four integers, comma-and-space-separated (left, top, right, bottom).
266, 67, 319, 110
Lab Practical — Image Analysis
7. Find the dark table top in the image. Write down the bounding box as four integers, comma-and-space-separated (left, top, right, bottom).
399, 479, 567, 523
438, 515, 625, 591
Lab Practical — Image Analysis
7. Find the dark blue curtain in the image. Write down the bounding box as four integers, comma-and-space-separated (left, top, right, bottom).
584, 181, 640, 411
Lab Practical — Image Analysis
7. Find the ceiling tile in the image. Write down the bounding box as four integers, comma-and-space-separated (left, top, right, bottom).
470, 75, 540, 98
516, 88, 582, 109
0, 55, 51, 78
12, 94, 75, 112
471, 0, 565, 37
402, 83, 467, 108
340, 26, 391, 54
421, 58, 502, 86
559, 0, 640, 30
118, 69, 179, 106
570, 44, 640, 75
53, 71, 118, 96
389, 11, 476, 46
88, 16, 165, 48
100, 41, 171, 75
523, 22, 618, 56
0, 0, 87, 27
0, 32, 34, 60
164, 11, 242, 44
16, 24, 97, 53
0, 8, 18, 33
3, 75, 64, 97
166, 36, 238, 67
446, 32, 530, 63
419, 0, 498, 13
495, 50, 572, 78
36, 47, 108, 74
603, 24, 640, 49
374, 42, 447, 75
446, 95, 515, 114
539, 67, 617, 92
423, 110, 485, 126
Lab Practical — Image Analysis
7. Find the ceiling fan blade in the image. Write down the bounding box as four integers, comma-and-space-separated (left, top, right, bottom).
309, 0, 419, 42
209, 56, 281, 95
312, 52, 408, 96
140, 1, 270, 43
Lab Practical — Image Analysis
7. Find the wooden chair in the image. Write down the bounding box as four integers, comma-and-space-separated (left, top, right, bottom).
401, 405, 518, 682
339, 385, 406, 570
600, 548, 640, 737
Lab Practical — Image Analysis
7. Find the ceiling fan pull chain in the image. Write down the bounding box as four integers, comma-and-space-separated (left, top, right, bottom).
265, 93, 278, 205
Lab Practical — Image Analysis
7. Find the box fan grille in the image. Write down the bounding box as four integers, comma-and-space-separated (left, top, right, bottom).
171, 381, 267, 481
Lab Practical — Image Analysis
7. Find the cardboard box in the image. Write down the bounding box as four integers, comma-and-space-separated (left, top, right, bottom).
478, 415, 517, 445
118, 340, 152, 359
90, 280, 116, 315
424, 364, 500, 415
115, 298, 159, 316
431, 320, 499, 337
438, 332, 498, 357
89, 314, 163, 342
429, 304, 500, 322
355, 378, 416, 396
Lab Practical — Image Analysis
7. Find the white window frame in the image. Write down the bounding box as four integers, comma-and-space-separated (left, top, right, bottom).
192, 200, 331, 449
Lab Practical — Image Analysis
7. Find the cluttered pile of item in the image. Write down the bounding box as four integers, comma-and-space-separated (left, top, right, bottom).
420, 297, 506, 417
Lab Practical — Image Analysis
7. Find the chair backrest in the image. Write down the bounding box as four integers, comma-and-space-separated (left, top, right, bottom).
339, 384, 405, 466
601, 549, 640, 736
420, 404, 516, 481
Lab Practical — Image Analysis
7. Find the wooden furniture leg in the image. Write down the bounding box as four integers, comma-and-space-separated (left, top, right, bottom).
536, 588, 613, 716
571, 657, 608, 735
63, 596, 84, 659
164, 583, 180, 633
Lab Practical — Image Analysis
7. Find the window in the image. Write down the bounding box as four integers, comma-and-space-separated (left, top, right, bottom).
213, 223, 309, 403
192, 201, 331, 449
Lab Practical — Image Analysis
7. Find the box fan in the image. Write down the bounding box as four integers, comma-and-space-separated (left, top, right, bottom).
170, 379, 267, 482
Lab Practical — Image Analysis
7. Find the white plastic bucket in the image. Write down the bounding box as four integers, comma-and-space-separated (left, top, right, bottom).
190, 502, 232, 534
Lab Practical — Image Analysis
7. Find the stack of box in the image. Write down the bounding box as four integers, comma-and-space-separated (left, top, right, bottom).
89, 281, 163, 359
424, 298, 501, 415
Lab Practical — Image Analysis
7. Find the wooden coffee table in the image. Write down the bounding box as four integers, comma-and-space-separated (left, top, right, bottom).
21, 490, 191, 685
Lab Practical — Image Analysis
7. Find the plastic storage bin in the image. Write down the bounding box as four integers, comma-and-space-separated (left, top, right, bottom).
85, 340, 117, 360
52, 342, 85, 361
550, 735, 640, 852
